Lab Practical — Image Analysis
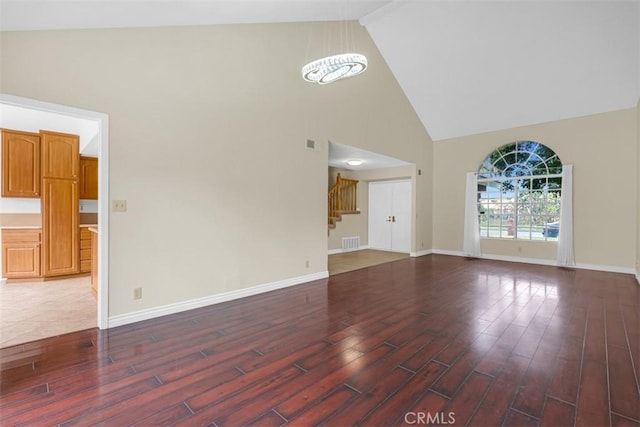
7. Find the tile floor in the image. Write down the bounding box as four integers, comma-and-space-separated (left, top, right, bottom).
328, 249, 409, 275
0, 276, 96, 348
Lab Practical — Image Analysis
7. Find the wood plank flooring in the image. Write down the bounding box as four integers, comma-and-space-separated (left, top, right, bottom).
1, 255, 639, 426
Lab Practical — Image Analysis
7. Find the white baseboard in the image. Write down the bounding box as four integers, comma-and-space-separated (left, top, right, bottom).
410, 249, 433, 257
430, 249, 635, 275
328, 245, 369, 255
636, 272, 639, 285
476, 252, 557, 267
431, 249, 466, 258
574, 263, 635, 275
108, 271, 329, 328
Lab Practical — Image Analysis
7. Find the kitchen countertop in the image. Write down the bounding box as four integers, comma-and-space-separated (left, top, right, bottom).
88, 227, 98, 233
80, 224, 98, 227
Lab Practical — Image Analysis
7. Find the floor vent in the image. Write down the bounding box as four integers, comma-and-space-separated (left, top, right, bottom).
342, 236, 360, 251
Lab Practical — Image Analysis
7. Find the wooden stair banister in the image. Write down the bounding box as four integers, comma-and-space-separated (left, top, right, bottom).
328, 173, 359, 229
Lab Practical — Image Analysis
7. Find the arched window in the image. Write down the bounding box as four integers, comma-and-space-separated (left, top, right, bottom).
477, 141, 562, 240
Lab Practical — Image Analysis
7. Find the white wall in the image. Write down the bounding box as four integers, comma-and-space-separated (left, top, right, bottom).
434, 108, 637, 272
0, 22, 433, 318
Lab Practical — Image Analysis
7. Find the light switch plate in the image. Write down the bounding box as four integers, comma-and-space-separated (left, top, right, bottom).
112, 200, 127, 212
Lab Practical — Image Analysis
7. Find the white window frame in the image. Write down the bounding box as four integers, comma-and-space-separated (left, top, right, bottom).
477, 141, 562, 242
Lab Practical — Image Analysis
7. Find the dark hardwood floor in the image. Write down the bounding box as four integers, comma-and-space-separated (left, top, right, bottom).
1, 255, 639, 426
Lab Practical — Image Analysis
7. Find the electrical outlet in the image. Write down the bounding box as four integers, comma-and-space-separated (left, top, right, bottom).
113, 200, 127, 212
133, 287, 142, 300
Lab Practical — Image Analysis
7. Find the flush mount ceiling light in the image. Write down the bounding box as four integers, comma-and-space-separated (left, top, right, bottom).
302, 53, 367, 85
346, 159, 363, 166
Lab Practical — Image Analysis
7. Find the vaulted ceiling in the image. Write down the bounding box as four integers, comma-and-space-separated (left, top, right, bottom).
1, 0, 638, 142
364, 1, 639, 141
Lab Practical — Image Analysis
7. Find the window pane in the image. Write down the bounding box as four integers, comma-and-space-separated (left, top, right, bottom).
531, 217, 545, 240
478, 141, 562, 241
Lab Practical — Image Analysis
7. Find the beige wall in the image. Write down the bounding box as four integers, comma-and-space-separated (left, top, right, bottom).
0, 22, 432, 317
327, 165, 415, 251
434, 108, 637, 270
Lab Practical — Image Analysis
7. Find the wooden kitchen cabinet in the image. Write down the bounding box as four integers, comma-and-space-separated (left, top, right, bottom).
41, 130, 79, 180
1, 129, 41, 198
2, 229, 42, 279
79, 156, 98, 200
79, 226, 93, 273
42, 178, 79, 276
41, 131, 80, 277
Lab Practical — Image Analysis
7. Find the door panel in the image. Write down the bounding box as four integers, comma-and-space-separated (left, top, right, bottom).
368, 180, 412, 253
1, 130, 41, 198
42, 178, 79, 276
368, 182, 393, 250
391, 181, 412, 253
41, 131, 79, 180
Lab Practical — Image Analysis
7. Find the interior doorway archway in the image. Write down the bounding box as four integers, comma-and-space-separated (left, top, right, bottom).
0, 93, 110, 330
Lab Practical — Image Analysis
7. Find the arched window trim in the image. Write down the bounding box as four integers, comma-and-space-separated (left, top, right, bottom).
477, 140, 563, 241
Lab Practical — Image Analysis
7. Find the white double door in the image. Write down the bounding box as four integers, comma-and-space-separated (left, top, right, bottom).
368, 180, 412, 253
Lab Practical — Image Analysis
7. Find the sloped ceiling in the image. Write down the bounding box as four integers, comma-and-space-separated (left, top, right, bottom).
363, 1, 639, 141
1, 1, 638, 142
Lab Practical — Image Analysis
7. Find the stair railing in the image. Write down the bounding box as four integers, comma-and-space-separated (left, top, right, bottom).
328, 173, 359, 225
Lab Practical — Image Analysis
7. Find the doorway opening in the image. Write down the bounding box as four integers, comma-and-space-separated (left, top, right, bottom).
327, 141, 415, 275
0, 94, 109, 347
368, 179, 412, 253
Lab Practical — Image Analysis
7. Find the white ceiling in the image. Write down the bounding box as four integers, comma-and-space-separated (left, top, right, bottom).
1, 0, 638, 145
364, 1, 639, 141
0, 0, 391, 31
329, 141, 411, 170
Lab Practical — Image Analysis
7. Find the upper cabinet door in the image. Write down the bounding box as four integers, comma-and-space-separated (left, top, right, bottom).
1, 129, 41, 198
41, 130, 79, 180
79, 156, 98, 200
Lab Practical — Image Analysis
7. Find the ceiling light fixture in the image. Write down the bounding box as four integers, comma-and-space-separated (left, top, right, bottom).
346, 159, 363, 166
302, 53, 367, 85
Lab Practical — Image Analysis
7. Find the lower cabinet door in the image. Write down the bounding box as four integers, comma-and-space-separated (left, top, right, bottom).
2, 243, 41, 278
